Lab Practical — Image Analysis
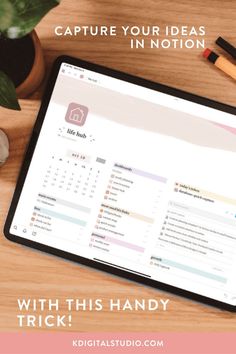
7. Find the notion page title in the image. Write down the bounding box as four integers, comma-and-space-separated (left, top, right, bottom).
17, 298, 170, 328
54, 25, 206, 49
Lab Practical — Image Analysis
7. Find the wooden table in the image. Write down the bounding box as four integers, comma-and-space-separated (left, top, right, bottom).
0, 0, 236, 331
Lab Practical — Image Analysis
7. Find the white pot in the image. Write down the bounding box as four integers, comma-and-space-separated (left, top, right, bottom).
0, 130, 9, 166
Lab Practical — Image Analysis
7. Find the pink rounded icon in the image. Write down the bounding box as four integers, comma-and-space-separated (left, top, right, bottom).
65, 103, 89, 126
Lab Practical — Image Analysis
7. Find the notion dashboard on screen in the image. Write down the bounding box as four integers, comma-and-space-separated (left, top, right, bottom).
10, 62, 236, 305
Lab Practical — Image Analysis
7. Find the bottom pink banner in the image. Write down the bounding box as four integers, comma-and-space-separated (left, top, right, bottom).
0, 332, 235, 354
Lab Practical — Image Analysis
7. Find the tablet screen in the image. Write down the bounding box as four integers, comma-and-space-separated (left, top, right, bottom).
8, 61, 236, 307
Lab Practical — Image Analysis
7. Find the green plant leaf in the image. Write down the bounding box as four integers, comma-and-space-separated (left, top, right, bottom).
0, 0, 61, 38
0, 71, 21, 110
0, 0, 14, 31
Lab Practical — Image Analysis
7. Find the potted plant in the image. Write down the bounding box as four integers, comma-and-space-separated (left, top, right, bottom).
0, 0, 61, 166
0, 0, 61, 111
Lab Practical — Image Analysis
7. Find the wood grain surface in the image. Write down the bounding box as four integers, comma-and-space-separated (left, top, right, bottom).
0, 0, 236, 331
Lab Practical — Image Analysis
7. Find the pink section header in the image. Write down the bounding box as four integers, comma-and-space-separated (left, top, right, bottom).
213, 122, 236, 135
0, 332, 236, 354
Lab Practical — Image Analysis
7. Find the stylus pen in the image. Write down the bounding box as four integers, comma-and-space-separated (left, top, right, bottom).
216, 36, 236, 60
203, 48, 236, 80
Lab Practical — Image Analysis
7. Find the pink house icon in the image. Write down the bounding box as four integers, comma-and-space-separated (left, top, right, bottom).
65, 103, 89, 126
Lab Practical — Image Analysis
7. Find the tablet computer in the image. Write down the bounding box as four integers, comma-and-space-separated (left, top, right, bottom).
4, 56, 236, 312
